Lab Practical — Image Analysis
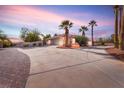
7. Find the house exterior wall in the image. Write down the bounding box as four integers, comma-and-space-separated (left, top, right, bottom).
47, 36, 76, 46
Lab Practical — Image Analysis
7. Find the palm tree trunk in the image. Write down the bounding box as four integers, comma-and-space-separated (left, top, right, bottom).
119, 6, 122, 49
82, 31, 85, 37
91, 26, 94, 46
114, 6, 119, 48
65, 28, 69, 47
119, 6, 124, 50
119, 7, 122, 34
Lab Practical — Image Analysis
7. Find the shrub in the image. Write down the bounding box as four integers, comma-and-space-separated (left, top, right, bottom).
0, 39, 2, 44
0, 39, 3, 47
75, 35, 88, 46
3, 39, 12, 47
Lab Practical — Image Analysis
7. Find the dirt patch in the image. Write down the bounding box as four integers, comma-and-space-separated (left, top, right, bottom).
106, 47, 124, 62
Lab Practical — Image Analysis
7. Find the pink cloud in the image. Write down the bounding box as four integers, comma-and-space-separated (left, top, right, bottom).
98, 20, 114, 26
63, 12, 114, 26
0, 5, 114, 27
0, 6, 87, 26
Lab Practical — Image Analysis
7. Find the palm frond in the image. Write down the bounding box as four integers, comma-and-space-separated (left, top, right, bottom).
79, 28, 82, 32
89, 20, 97, 27
79, 25, 88, 32
59, 20, 73, 30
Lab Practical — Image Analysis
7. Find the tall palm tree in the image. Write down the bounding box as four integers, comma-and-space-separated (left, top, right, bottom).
59, 20, 73, 47
79, 26, 88, 36
114, 5, 119, 48
89, 20, 97, 46
119, 6, 124, 50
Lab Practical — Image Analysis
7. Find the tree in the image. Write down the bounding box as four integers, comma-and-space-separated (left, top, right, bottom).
44, 34, 51, 39
114, 5, 119, 48
111, 34, 115, 43
20, 27, 41, 42
59, 20, 73, 47
0, 30, 7, 40
79, 26, 88, 36
89, 20, 97, 46
119, 6, 124, 50
0, 30, 12, 47
3, 39, 12, 47
20, 27, 29, 41
43, 34, 51, 45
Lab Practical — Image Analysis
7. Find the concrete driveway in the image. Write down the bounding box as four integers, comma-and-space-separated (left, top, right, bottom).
18, 46, 124, 88
0, 48, 30, 88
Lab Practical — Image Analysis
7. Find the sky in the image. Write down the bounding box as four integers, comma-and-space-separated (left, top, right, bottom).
0, 5, 114, 39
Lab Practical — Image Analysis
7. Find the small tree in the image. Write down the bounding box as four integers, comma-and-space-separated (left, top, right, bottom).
0, 30, 7, 40
20, 27, 41, 42
75, 35, 88, 46
44, 34, 51, 39
111, 34, 115, 43
0, 30, 12, 47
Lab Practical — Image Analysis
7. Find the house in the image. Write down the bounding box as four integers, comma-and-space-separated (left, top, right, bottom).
9, 37, 24, 44
46, 34, 80, 48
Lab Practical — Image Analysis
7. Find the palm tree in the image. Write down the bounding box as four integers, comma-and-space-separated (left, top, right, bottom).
79, 26, 88, 36
119, 6, 124, 50
114, 5, 119, 48
59, 20, 73, 47
89, 20, 97, 46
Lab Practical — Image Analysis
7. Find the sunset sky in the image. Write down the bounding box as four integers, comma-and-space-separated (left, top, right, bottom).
0, 5, 114, 39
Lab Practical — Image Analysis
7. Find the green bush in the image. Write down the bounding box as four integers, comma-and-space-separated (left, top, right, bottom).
0, 39, 3, 47
0, 39, 2, 44
3, 39, 12, 47
75, 35, 88, 46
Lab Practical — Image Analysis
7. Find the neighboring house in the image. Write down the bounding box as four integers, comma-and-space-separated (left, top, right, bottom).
46, 34, 79, 47
10, 37, 44, 47
9, 37, 24, 47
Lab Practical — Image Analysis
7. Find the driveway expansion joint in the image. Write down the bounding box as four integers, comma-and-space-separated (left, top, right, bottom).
29, 58, 105, 76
